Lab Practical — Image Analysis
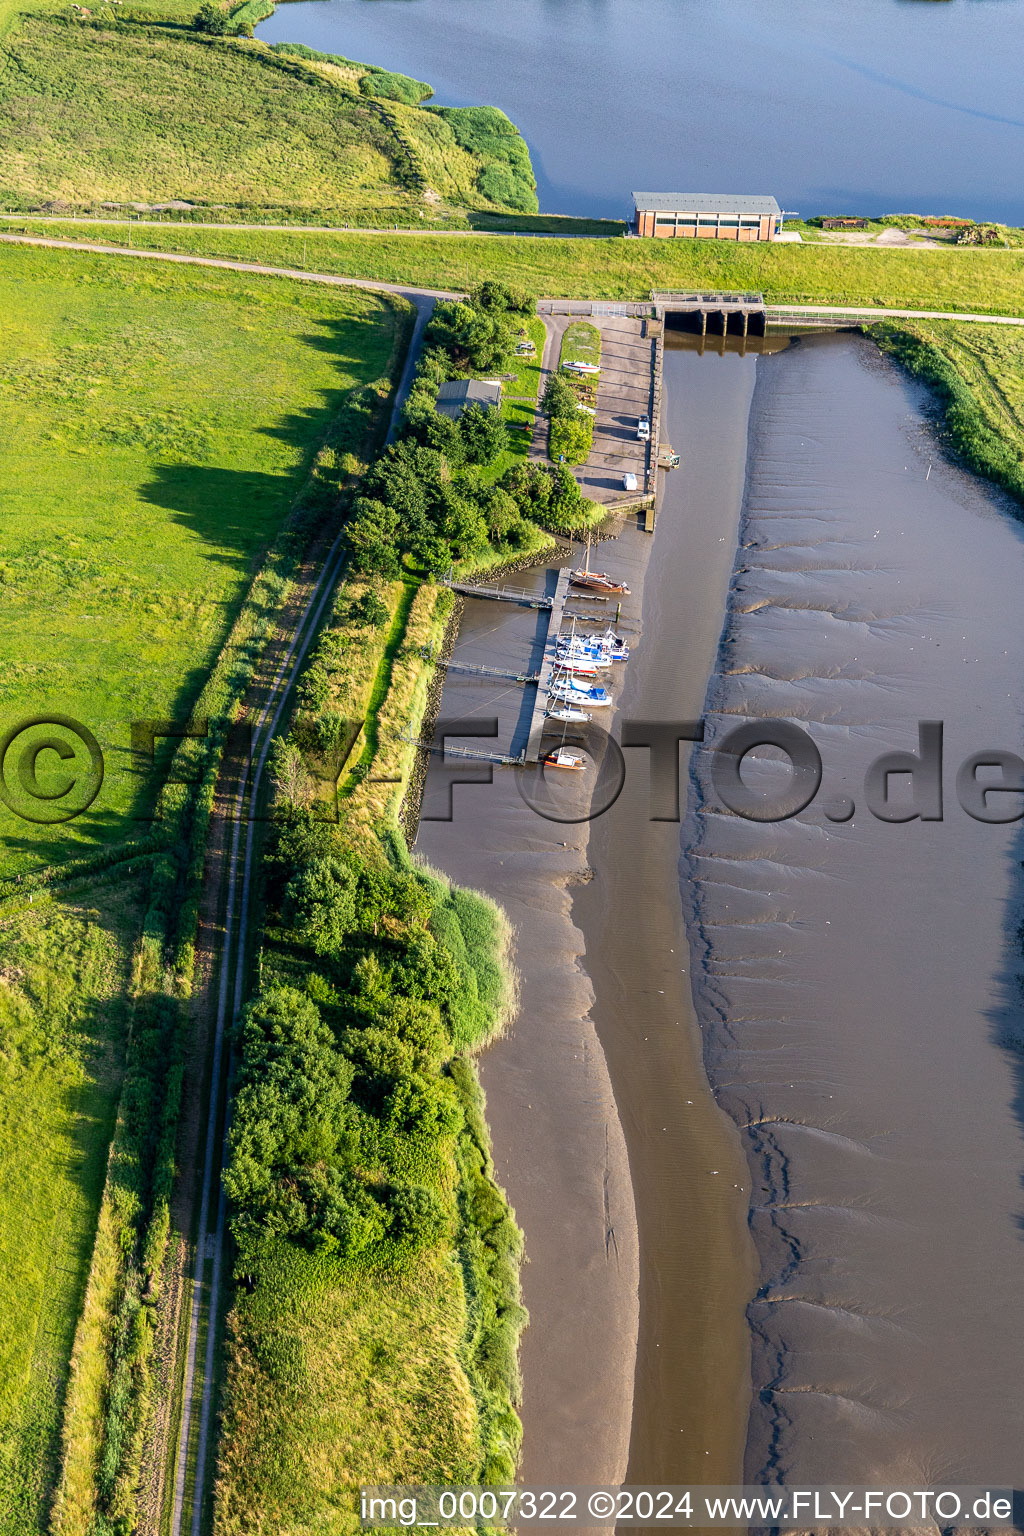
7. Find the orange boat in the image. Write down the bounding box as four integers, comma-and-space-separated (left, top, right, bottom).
543, 746, 587, 771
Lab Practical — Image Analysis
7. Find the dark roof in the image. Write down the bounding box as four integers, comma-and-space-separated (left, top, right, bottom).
633, 192, 781, 216
435, 379, 503, 418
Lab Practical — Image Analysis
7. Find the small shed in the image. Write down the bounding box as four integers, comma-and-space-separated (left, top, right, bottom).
821, 216, 868, 230
435, 380, 503, 420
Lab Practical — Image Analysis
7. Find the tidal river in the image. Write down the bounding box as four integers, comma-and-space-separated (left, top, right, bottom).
417, 332, 1024, 1492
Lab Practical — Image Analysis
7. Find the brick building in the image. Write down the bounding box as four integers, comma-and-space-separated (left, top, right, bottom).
633, 193, 782, 241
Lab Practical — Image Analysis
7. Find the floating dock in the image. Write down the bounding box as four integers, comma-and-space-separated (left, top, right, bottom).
525, 567, 573, 762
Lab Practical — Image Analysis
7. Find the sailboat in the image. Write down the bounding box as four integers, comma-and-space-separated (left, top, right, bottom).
546, 703, 592, 723
543, 745, 587, 771
549, 678, 612, 708
569, 535, 630, 595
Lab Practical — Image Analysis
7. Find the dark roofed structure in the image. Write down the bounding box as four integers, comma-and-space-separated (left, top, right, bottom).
435, 379, 503, 420
632, 193, 781, 242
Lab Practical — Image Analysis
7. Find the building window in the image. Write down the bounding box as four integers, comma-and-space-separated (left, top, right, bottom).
740, 218, 760, 227
698, 217, 718, 227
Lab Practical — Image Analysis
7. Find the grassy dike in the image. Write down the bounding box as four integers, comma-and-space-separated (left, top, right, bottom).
0, 242, 410, 1535
0, 0, 538, 224
9, 222, 1024, 315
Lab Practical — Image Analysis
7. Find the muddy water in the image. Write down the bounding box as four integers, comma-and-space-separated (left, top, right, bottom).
419, 330, 1024, 1492
688, 333, 1024, 1487
416, 338, 763, 1486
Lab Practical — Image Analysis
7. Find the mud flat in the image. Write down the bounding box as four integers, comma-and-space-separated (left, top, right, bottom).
416, 337, 768, 1487
686, 332, 1024, 1489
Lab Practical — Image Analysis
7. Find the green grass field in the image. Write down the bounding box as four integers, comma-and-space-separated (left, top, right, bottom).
913, 320, 1024, 448
0, 12, 536, 221
0, 242, 405, 878
0, 882, 142, 1534
10, 222, 1024, 314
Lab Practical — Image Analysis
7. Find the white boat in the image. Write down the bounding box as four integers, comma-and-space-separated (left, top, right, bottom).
549, 681, 613, 708
552, 657, 599, 679
562, 360, 600, 375
546, 705, 591, 723
544, 746, 587, 771
555, 647, 612, 670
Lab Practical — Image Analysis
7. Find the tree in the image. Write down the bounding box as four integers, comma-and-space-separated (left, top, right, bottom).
471, 279, 534, 317
427, 300, 514, 372
441, 490, 489, 559
284, 855, 359, 956
481, 486, 521, 542
406, 407, 466, 465
549, 413, 592, 466
459, 402, 508, 465
350, 588, 391, 628
225, 988, 356, 1239
193, 1, 230, 32
541, 372, 579, 420
347, 495, 401, 578
268, 736, 310, 805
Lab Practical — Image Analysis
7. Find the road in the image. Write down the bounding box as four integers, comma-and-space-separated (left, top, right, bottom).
167, 303, 432, 1536
5, 231, 1024, 326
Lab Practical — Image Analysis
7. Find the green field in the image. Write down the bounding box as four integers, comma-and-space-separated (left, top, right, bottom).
0, 242, 406, 878
0, 883, 141, 1534
0, 12, 536, 221
559, 320, 601, 369
10, 222, 1024, 315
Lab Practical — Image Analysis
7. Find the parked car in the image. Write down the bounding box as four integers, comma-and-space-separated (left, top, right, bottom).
622, 472, 638, 492
637, 415, 651, 441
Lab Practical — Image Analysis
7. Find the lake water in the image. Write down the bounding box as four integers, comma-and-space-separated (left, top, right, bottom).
260, 0, 1024, 223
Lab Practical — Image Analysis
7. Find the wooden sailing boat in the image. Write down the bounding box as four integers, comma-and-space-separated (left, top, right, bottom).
569, 534, 631, 595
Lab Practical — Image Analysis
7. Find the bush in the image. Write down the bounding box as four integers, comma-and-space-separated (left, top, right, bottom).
225, 987, 357, 1243
388, 1182, 450, 1249
193, 2, 230, 33
472, 279, 534, 317
359, 69, 433, 106
431, 106, 538, 215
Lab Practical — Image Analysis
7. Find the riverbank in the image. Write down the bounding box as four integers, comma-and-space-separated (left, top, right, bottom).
415, 335, 790, 1494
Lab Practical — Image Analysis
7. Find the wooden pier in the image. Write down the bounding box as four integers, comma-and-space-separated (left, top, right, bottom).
525, 567, 573, 763
402, 734, 525, 767
444, 658, 541, 684
442, 577, 554, 609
